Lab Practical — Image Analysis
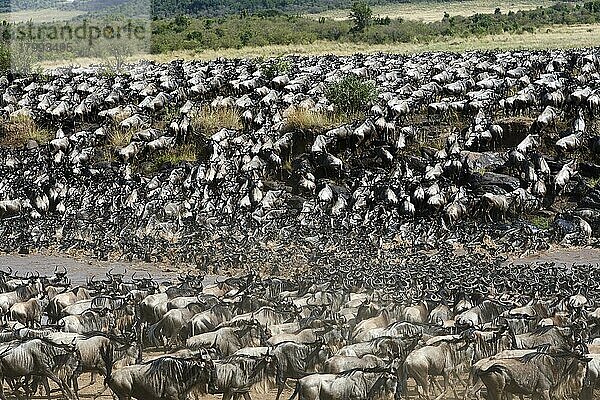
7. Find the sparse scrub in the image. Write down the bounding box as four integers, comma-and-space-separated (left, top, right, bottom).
0, 114, 51, 147
325, 74, 377, 115
191, 105, 242, 136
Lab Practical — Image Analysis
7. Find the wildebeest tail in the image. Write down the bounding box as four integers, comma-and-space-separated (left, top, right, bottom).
100, 343, 114, 385
398, 361, 408, 395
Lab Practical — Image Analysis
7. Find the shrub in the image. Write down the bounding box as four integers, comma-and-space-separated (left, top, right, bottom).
529, 215, 551, 230
262, 58, 293, 80
107, 128, 133, 148
325, 74, 377, 116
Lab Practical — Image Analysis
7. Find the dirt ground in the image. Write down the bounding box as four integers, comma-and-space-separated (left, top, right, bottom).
18, 374, 438, 400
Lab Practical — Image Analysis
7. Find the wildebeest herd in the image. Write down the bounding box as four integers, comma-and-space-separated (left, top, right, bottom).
2, 47, 600, 398
1, 255, 600, 400
0, 49, 600, 268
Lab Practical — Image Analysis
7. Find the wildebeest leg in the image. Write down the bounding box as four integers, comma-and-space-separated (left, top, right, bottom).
46, 371, 75, 400
72, 374, 80, 400
275, 376, 287, 400
412, 372, 430, 399
433, 373, 450, 400
430, 376, 443, 395
481, 372, 504, 400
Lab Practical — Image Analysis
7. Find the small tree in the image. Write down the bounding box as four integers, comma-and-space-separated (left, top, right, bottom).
325, 74, 377, 116
349, 1, 372, 33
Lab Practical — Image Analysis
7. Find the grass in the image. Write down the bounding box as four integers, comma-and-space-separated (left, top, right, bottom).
147, 144, 197, 173
305, 0, 557, 22
284, 108, 348, 132
0, 114, 51, 147
191, 105, 242, 136
589, 177, 600, 188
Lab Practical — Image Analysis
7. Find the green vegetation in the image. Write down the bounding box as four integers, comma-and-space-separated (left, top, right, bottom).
529, 215, 552, 230
588, 177, 600, 188
326, 74, 377, 115
261, 58, 293, 79
0, 114, 51, 147
147, 2, 600, 54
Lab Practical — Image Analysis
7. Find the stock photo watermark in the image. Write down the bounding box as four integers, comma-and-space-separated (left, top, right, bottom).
2, 0, 152, 73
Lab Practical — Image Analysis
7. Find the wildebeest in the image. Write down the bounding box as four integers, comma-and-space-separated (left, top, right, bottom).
475, 350, 590, 400
102, 344, 213, 400
208, 354, 276, 400
319, 368, 398, 400
0, 338, 80, 400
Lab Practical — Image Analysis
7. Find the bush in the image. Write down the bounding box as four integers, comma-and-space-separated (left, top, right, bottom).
262, 58, 293, 80
325, 74, 377, 115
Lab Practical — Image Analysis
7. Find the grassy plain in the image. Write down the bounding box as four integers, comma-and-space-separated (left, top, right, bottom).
306, 0, 558, 22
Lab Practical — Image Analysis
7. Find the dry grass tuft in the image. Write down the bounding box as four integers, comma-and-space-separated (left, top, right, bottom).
283, 108, 346, 132
107, 128, 133, 148
0, 114, 51, 147
191, 106, 242, 136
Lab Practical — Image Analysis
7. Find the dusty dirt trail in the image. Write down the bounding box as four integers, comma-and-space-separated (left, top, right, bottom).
0, 252, 209, 285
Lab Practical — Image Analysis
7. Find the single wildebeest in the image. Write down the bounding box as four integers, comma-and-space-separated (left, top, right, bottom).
101, 344, 213, 400
208, 354, 277, 400
510, 325, 574, 351
272, 340, 331, 400
400, 335, 474, 400
288, 373, 337, 400
324, 354, 388, 374
475, 350, 590, 400
0, 338, 80, 400
186, 320, 268, 356
319, 368, 399, 400
10, 296, 46, 327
